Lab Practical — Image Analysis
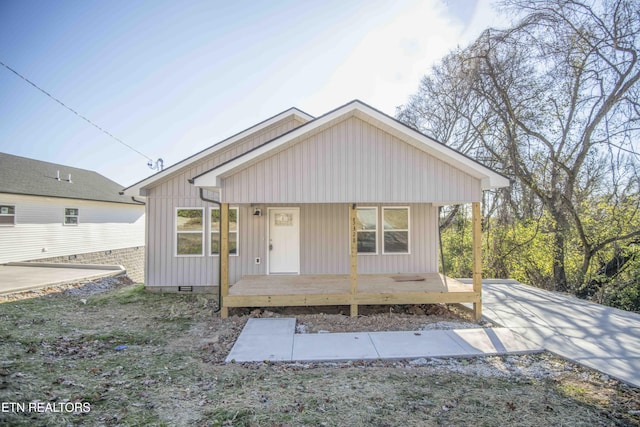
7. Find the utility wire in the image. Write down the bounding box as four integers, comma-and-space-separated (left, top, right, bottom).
0, 60, 153, 162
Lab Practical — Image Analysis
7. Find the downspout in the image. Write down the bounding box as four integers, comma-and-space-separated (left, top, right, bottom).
198, 187, 222, 314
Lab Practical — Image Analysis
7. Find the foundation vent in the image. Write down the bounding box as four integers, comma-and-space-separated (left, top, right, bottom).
178, 286, 193, 293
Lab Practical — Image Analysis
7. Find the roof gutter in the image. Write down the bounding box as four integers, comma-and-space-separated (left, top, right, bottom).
198, 187, 222, 314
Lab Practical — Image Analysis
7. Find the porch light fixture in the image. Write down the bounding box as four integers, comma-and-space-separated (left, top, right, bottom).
253, 208, 262, 217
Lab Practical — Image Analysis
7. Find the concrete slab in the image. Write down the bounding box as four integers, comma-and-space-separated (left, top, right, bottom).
0, 263, 124, 295
226, 334, 294, 362
227, 319, 542, 363
446, 328, 541, 355
225, 318, 295, 363
293, 333, 378, 361
370, 330, 468, 358
464, 279, 640, 388
240, 318, 296, 336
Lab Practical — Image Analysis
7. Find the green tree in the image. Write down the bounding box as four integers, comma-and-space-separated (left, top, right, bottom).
398, 0, 640, 297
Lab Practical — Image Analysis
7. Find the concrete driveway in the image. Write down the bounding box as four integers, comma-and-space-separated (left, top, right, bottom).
0, 263, 124, 295
468, 279, 640, 388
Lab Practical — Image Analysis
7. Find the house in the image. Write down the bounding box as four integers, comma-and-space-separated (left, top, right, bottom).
0, 153, 145, 282
124, 100, 509, 318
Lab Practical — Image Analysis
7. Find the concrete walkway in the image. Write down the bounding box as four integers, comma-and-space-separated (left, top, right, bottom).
226, 279, 640, 389
226, 318, 542, 363
463, 279, 640, 388
0, 263, 125, 295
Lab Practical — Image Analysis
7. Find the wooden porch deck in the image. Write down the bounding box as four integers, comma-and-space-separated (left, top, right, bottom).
224, 273, 479, 312
218, 203, 483, 319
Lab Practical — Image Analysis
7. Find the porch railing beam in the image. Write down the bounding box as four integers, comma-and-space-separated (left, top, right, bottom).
472, 201, 482, 320
220, 202, 230, 318
349, 203, 358, 317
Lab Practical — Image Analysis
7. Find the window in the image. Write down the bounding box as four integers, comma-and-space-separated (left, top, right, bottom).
0, 205, 15, 226
211, 207, 238, 256
64, 208, 79, 225
176, 208, 204, 256
356, 207, 378, 254
383, 207, 409, 254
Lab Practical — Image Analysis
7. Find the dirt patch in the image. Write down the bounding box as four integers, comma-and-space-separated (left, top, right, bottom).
1, 277, 639, 426
231, 304, 492, 334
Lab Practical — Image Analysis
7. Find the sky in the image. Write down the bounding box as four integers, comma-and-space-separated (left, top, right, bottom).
0, 0, 509, 187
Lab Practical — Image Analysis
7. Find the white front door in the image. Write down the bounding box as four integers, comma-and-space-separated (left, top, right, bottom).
268, 208, 300, 274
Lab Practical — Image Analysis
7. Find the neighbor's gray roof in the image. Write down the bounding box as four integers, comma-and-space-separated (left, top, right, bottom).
0, 152, 139, 205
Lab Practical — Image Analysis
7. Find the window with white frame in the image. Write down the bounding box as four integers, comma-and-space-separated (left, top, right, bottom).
0, 205, 15, 226
211, 207, 238, 256
176, 208, 204, 256
382, 207, 410, 254
356, 207, 378, 254
64, 208, 79, 225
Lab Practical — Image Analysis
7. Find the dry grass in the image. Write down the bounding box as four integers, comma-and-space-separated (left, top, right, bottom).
1, 279, 639, 426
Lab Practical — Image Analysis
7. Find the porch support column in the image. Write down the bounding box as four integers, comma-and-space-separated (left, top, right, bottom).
220, 203, 230, 318
349, 203, 358, 317
472, 201, 482, 320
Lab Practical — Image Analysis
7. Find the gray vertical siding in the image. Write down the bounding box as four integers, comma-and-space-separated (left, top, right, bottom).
222, 116, 482, 204
299, 203, 437, 274
145, 202, 437, 288
144, 114, 464, 288
149, 116, 305, 200
145, 115, 305, 288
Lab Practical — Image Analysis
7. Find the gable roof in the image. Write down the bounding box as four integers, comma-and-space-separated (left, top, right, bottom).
0, 152, 141, 205
123, 107, 314, 195
192, 100, 510, 190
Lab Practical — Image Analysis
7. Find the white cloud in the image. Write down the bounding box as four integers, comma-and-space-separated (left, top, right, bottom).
303, 0, 466, 115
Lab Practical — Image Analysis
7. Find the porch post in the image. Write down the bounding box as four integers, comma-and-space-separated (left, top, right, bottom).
220, 203, 230, 318
349, 203, 358, 317
472, 201, 482, 320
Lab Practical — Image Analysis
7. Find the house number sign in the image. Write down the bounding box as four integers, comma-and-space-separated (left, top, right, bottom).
275, 213, 293, 226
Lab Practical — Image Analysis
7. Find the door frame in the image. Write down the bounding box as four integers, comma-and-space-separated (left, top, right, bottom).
266, 207, 300, 275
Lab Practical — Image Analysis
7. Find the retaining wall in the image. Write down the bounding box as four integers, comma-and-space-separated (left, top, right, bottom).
26, 246, 145, 283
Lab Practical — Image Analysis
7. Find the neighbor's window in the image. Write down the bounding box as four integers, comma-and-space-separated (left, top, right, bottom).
356, 207, 378, 254
382, 207, 409, 254
64, 208, 79, 225
0, 205, 15, 226
211, 207, 238, 256
176, 208, 204, 256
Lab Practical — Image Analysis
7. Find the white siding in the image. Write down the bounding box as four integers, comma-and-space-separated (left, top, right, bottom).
0, 193, 144, 264
222, 116, 482, 204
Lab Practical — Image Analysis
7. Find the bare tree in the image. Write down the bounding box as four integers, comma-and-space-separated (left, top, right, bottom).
398, 0, 640, 292
472, 0, 640, 291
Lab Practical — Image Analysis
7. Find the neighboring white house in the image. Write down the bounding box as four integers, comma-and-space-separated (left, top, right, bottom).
0, 152, 145, 281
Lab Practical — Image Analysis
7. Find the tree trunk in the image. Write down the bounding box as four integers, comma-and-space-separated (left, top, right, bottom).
549, 200, 570, 292
576, 245, 638, 299
552, 228, 568, 292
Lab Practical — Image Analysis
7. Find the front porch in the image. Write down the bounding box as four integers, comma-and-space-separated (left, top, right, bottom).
218, 203, 484, 319
225, 273, 479, 309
